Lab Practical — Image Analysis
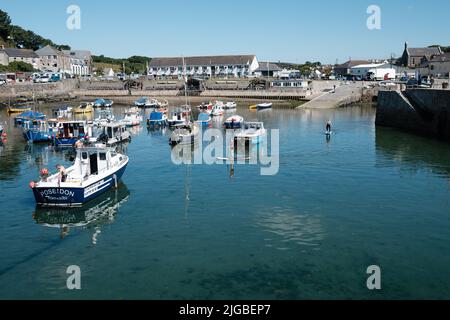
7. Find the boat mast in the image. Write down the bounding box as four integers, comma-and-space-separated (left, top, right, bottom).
182, 56, 188, 106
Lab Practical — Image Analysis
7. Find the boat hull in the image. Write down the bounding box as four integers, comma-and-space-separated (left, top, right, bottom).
24, 131, 54, 143
54, 137, 80, 147
32, 164, 128, 207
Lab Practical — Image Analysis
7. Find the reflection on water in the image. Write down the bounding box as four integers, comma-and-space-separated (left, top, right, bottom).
256, 207, 325, 250
33, 184, 130, 244
376, 127, 450, 178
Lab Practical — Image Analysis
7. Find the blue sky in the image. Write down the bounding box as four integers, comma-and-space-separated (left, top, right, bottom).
1, 0, 449, 63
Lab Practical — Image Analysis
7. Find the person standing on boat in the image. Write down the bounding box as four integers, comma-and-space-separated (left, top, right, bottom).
326, 120, 332, 133
56, 164, 68, 183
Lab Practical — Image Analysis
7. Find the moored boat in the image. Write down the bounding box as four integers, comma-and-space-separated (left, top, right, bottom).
73, 102, 94, 114
196, 113, 211, 127
30, 146, 129, 207
7, 105, 32, 114
94, 122, 131, 146
122, 109, 143, 127
93, 99, 114, 108
54, 121, 93, 147
53, 106, 72, 118
93, 109, 115, 127
211, 104, 224, 116
224, 101, 237, 111
257, 103, 273, 110
224, 115, 244, 129
169, 124, 200, 146
147, 111, 168, 127
167, 107, 190, 127
14, 111, 46, 125
234, 122, 266, 145
22, 119, 55, 143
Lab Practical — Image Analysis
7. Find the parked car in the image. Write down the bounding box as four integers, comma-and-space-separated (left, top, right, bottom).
379, 81, 397, 88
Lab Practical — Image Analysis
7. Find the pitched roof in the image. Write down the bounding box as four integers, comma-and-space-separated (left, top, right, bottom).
149, 55, 256, 68
0, 48, 38, 58
255, 62, 282, 72
35, 45, 61, 56
62, 50, 91, 60
428, 52, 450, 63
335, 60, 370, 69
407, 47, 442, 57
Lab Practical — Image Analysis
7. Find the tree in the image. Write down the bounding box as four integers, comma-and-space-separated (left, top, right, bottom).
0, 9, 12, 41
0, 61, 34, 72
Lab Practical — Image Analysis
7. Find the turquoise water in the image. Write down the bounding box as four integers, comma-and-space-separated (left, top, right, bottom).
1, 102, 450, 300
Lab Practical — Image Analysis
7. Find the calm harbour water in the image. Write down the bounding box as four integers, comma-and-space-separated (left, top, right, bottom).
1, 101, 450, 300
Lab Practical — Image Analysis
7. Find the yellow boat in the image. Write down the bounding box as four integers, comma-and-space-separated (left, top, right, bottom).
73, 102, 94, 114
7, 106, 32, 114
249, 104, 258, 111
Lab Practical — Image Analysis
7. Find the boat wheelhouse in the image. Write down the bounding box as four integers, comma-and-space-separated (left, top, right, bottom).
197, 102, 213, 115
95, 122, 131, 146
94, 109, 115, 127
30, 147, 129, 207
211, 104, 225, 116
54, 121, 93, 147
234, 122, 266, 145
53, 106, 72, 118
22, 119, 55, 143
169, 124, 200, 146
167, 107, 190, 127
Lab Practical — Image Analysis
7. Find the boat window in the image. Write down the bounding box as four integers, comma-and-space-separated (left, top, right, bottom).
99, 153, 107, 161
82, 152, 88, 160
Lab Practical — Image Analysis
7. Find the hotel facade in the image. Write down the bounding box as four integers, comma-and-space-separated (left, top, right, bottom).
148, 55, 260, 79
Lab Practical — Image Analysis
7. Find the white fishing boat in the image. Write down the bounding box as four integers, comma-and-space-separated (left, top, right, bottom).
167, 107, 190, 127
30, 146, 129, 207
211, 104, 225, 116
169, 124, 200, 146
93, 109, 115, 127
53, 106, 72, 118
94, 122, 131, 146
134, 97, 168, 109
122, 109, 143, 127
224, 115, 244, 129
234, 122, 266, 145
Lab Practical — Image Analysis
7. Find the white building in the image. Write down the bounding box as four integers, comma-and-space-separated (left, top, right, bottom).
148, 55, 259, 79
351, 61, 396, 80
63, 50, 92, 76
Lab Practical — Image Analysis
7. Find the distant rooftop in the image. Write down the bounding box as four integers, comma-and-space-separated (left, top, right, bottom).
0, 47, 38, 58
407, 47, 442, 57
255, 62, 282, 72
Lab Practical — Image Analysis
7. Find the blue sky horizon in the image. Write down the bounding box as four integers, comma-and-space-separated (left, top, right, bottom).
1, 0, 449, 64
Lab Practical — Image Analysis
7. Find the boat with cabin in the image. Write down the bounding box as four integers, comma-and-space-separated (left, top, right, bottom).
169, 124, 200, 146
211, 104, 225, 116
234, 122, 266, 145
22, 119, 55, 143
134, 97, 168, 109
147, 111, 168, 127
167, 107, 190, 127
73, 102, 94, 114
93, 99, 114, 108
54, 121, 93, 147
53, 106, 72, 118
29, 146, 129, 207
94, 122, 131, 146
93, 109, 115, 127
122, 109, 143, 127
197, 102, 213, 115
224, 115, 244, 129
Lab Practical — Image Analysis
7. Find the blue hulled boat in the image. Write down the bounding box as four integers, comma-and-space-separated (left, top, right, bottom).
224, 115, 244, 129
94, 99, 114, 108
147, 111, 168, 127
22, 120, 55, 143
30, 146, 129, 207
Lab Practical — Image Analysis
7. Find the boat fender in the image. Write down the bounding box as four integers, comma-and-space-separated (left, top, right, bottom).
29, 181, 35, 189
113, 174, 118, 188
